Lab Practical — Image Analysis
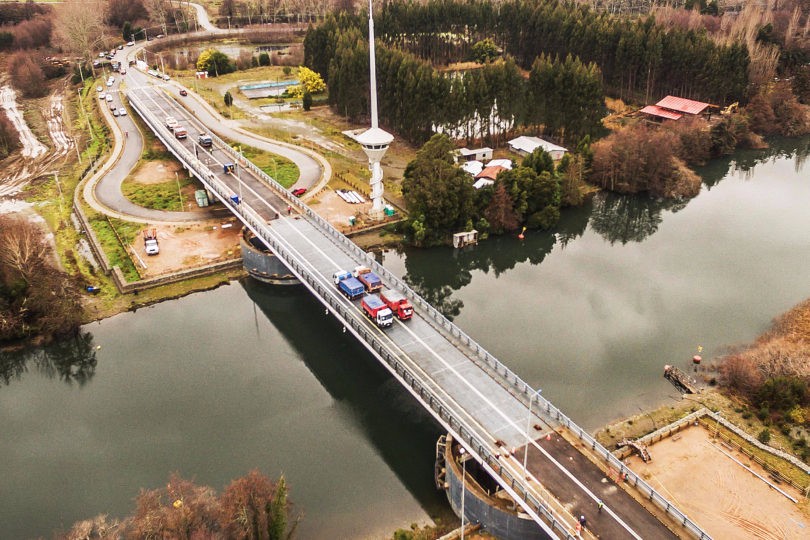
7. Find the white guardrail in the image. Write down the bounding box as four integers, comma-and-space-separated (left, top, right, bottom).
126, 90, 712, 540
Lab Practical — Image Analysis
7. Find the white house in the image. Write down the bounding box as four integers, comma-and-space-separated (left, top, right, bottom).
484, 158, 513, 170
508, 136, 568, 160
453, 147, 493, 164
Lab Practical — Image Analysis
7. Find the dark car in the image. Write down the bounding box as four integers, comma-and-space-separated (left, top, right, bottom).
292, 188, 307, 197
179, 89, 188, 96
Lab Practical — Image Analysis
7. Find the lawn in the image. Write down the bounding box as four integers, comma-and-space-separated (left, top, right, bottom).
238, 144, 299, 188
121, 175, 195, 211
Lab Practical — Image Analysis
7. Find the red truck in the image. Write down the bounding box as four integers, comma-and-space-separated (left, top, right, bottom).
380, 289, 413, 320
354, 265, 383, 293
361, 294, 393, 328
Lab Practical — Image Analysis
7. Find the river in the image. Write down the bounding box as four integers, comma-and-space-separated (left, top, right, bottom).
1, 137, 808, 538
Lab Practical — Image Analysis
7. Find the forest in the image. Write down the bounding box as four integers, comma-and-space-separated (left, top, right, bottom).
306, 0, 756, 148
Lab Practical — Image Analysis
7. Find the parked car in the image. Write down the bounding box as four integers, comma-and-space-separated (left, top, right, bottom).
117, 45, 124, 50
105, 94, 113, 102
197, 134, 212, 148
120, 69, 126, 75
106, 79, 113, 87
162, 74, 170, 81
165, 116, 178, 131
109, 103, 117, 111
126, 41, 134, 46
292, 188, 307, 197
156, 34, 165, 39
112, 108, 119, 117
96, 85, 103, 93
179, 89, 187, 96
118, 108, 127, 116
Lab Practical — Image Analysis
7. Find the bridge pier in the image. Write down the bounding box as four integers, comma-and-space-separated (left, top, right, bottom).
438, 435, 551, 540
240, 228, 300, 285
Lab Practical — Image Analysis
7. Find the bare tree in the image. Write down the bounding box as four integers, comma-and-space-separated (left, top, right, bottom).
0, 216, 49, 286
51, 0, 106, 65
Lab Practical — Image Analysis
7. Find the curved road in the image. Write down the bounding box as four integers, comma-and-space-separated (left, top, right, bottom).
87, 31, 328, 223
188, 2, 222, 33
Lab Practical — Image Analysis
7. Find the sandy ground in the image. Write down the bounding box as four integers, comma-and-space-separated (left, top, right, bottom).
625, 425, 808, 539
134, 160, 184, 183
133, 220, 242, 278
314, 189, 371, 230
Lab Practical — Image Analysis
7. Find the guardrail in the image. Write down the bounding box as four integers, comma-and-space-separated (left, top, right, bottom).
127, 89, 711, 539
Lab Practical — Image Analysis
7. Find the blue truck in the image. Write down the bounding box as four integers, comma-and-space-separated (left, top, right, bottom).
333, 270, 365, 300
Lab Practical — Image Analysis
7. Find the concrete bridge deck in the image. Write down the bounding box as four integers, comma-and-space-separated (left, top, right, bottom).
121, 66, 708, 540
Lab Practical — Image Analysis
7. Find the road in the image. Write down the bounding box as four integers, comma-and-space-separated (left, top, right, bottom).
188, 2, 222, 33
86, 35, 327, 223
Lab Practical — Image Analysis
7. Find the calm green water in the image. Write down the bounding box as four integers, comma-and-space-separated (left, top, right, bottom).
1, 137, 808, 538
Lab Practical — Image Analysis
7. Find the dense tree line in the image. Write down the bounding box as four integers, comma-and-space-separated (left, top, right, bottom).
376, 0, 749, 105
307, 14, 604, 145
0, 216, 82, 345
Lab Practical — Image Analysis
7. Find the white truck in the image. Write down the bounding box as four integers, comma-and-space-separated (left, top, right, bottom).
143, 229, 160, 255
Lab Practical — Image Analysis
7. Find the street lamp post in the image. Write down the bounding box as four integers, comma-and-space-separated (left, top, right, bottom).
175, 171, 184, 211
523, 388, 543, 478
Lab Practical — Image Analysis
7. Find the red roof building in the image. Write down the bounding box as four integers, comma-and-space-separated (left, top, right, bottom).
639, 105, 682, 121
475, 165, 507, 181
641, 95, 714, 121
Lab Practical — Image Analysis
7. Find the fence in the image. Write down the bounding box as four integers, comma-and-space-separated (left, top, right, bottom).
614, 407, 810, 497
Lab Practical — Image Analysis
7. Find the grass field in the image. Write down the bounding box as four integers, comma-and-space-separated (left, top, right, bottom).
121, 175, 195, 211
238, 144, 299, 187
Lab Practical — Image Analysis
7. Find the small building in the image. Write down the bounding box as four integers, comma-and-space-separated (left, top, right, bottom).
472, 178, 494, 190
461, 160, 484, 177
640, 95, 715, 122
484, 158, 513, 170
507, 136, 568, 160
453, 147, 493, 164
475, 165, 508, 182
452, 230, 478, 248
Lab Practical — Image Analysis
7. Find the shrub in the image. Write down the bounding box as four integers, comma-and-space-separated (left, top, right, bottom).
757, 428, 771, 444
8, 50, 48, 98
0, 113, 21, 159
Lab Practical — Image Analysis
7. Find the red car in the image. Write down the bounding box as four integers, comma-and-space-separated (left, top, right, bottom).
179, 89, 188, 96
292, 188, 307, 197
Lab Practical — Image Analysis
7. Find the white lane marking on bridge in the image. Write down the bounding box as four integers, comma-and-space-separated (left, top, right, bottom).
262, 222, 638, 538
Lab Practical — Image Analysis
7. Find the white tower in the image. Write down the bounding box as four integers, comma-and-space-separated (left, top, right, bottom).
357, 0, 393, 220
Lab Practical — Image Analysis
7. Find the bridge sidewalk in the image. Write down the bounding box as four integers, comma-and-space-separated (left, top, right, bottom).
522, 432, 679, 540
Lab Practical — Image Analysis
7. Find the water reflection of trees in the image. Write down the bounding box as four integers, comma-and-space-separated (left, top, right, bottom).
588, 192, 688, 245
402, 217, 579, 318
701, 136, 810, 186
0, 332, 97, 387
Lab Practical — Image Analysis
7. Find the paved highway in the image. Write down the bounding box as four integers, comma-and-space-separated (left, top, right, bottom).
86, 38, 326, 223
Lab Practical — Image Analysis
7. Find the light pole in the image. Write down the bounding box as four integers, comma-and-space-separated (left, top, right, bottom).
523, 388, 543, 478
459, 445, 467, 540
77, 88, 93, 140
175, 171, 184, 210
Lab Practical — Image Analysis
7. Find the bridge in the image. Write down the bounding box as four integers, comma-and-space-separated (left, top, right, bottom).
122, 69, 709, 540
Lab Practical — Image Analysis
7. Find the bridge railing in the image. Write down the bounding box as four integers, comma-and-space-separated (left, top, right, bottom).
200, 125, 712, 539
128, 91, 710, 539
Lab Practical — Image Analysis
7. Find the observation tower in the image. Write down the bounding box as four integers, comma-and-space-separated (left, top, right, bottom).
356, 0, 393, 220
